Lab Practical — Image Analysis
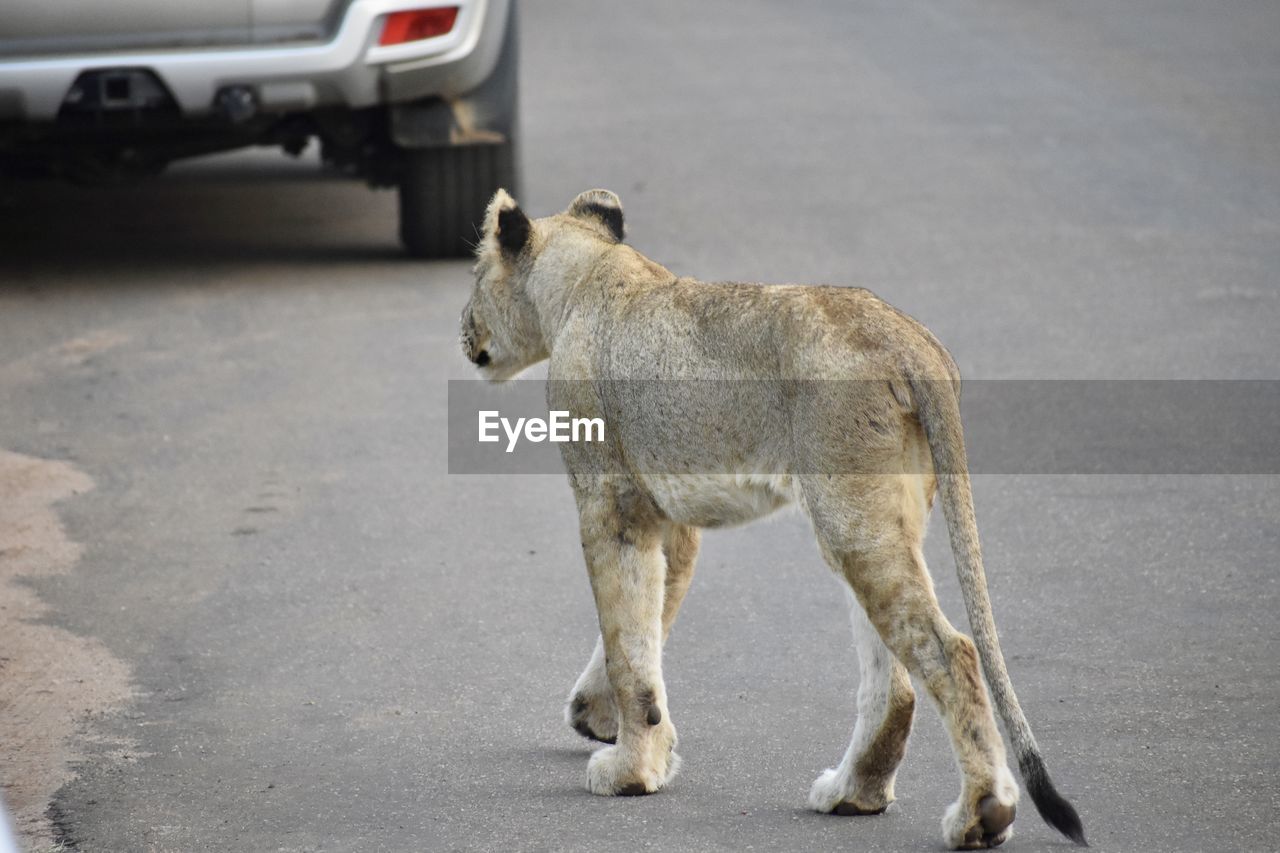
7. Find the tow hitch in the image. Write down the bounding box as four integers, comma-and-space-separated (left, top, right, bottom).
59, 68, 177, 123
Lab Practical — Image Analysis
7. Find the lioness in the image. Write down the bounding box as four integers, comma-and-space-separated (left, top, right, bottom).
459, 189, 1087, 849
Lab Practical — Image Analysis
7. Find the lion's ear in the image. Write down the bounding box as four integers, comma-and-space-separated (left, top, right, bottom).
567, 189, 624, 242
484, 188, 530, 255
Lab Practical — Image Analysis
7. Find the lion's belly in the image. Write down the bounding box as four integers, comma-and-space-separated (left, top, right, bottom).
643, 473, 797, 529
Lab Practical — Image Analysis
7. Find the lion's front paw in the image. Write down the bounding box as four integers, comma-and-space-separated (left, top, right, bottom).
585, 734, 681, 796
809, 767, 891, 816
567, 691, 618, 744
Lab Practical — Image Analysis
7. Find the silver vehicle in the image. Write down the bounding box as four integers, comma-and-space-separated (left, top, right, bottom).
0, 0, 519, 256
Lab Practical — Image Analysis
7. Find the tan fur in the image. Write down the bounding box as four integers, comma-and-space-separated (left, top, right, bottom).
461, 189, 1080, 849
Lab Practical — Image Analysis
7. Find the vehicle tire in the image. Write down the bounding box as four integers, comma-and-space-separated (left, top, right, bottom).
398, 140, 518, 258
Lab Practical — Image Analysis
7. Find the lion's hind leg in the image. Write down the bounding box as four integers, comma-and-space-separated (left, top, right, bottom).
806, 474, 1017, 849
810, 584, 916, 816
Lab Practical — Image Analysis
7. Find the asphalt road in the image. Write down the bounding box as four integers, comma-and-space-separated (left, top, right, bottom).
2, 1, 1279, 851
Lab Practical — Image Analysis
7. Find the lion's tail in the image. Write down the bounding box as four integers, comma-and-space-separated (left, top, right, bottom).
909, 375, 1088, 847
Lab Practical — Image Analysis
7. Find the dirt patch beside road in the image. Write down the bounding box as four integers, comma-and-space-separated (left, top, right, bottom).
0, 450, 132, 848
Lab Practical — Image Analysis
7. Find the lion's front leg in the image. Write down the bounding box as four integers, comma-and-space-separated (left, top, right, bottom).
567, 524, 700, 745
577, 497, 680, 796
566, 636, 617, 743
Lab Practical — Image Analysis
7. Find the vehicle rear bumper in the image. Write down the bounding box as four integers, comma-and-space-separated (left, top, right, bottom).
0, 0, 509, 121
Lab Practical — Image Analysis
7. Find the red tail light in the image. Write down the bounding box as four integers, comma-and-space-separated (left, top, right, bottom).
379, 7, 460, 46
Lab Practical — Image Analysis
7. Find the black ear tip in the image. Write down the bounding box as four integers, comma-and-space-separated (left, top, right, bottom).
575, 201, 624, 242
568, 190, 625, 242
590, 203, 625, 242
496, 205, 531, 253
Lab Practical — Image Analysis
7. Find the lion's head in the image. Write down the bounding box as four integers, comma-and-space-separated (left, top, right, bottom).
460, 188, 625, 381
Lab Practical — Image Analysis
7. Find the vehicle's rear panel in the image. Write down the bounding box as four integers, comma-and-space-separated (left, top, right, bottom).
0, 1, 252, 59
0, 0, 356, 59
250, 0, 352, 45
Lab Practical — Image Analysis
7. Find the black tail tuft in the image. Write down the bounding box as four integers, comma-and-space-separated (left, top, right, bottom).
1019, 752, 1088, 846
